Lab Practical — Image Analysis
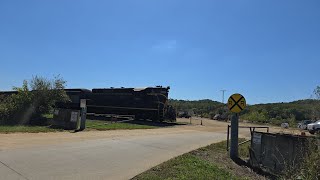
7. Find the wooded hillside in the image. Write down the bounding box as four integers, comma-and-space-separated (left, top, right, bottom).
169, 99, 320, 125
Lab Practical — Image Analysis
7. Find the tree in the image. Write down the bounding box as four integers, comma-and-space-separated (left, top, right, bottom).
0, 75, 69, 125
0, 80, 33, 125
29, 75, 69, 118
313, 86, 320, 99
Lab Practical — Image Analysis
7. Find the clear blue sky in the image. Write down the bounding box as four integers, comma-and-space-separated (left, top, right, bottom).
1, 0, 320, 104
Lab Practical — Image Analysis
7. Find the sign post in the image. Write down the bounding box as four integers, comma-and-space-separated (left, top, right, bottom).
79, 99, 87, 131
230, 113, 239, 159
227, 93, 246, 160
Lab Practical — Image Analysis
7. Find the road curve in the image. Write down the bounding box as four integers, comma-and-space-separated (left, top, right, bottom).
0, 127, 226, 180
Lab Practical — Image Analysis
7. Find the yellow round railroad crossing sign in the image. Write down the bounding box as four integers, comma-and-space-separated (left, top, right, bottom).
227, 93, 246, 113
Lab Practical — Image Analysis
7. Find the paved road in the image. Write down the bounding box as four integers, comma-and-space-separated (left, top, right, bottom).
0, 128, 226, 180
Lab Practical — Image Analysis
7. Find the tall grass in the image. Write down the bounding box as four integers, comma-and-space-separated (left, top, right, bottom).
282, 135, 320, 180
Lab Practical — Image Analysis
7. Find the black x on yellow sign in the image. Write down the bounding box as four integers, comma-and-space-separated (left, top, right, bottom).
227, 93, 246, 113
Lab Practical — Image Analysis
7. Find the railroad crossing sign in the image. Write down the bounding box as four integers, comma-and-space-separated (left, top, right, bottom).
227, 93, 246, 113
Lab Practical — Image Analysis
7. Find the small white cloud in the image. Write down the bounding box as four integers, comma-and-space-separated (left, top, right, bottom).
152, 40, 177, 51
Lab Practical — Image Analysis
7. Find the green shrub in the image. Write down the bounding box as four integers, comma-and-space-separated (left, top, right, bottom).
240, 111, 267, 123
0, 80, 33, 125
0, 75, 69, 125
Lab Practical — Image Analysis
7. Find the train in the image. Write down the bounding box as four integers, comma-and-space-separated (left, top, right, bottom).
0, 86, 176, 122
57, 86, 176, 122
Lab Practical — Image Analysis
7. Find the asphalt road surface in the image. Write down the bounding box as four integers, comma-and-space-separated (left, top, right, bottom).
0, 118, 273, 180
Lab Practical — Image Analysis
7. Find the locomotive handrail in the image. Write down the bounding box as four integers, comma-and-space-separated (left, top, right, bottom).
147, 93, 168, 99
87, 105, 158, 111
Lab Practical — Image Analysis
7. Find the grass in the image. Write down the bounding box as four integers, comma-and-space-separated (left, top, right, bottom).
199, 139, 250, 158
0, 125, 63, 133
42, 113, 53, 119
86, 120, 158, 131
282, 135, 320, 180
133, 154, 235, 180
0, 119, 158, 133
133, 139, 263, 180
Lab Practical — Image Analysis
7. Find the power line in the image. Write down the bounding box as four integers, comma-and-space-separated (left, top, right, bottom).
221, 90, 226, 104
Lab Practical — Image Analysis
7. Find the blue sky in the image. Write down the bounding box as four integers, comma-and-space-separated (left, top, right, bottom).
1, 0, 320, 104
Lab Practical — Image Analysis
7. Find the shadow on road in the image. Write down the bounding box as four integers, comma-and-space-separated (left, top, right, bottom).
123, 120, 187, 127
86, 114, 188, 127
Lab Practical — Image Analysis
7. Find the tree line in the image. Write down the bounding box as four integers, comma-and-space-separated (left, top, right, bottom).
169, 99, 230, 119
240, 99, 320, 125
169, 89, 320, 126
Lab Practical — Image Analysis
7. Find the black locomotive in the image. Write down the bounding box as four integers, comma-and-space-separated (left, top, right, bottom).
0, 86, 176, 122
62, 86, 176, 122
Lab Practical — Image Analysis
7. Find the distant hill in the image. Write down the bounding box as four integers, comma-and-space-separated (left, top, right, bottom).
168, 99, 225, 117
169, 99, 320, 125
241, 99, 320, 125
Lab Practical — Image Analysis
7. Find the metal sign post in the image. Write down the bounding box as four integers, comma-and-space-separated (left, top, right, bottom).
230, 113, 239, 159
227, 93, 246, 160
79, 99, 87, 131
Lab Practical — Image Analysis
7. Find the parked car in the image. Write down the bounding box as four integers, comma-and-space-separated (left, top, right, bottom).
307, 120, 320, 134
177, 111, 191, 118
281, 123, 289, 129
297, 120, 313, 130
213, 113, 229, 121
213, 114, 221, 120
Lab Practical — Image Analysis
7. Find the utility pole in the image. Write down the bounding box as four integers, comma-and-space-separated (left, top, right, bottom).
221, 90, 226, 103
